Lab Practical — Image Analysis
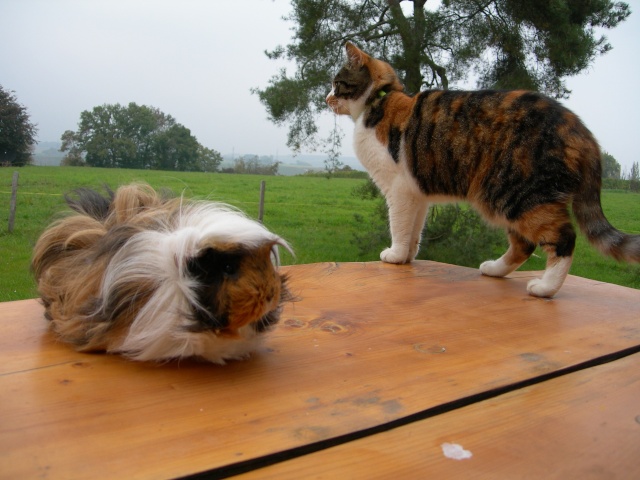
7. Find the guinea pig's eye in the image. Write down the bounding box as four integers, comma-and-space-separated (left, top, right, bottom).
222, 262, 238, 277
187, 248, 242, 283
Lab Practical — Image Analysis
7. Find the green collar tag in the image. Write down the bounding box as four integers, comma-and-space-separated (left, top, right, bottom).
378, 90, 387, 98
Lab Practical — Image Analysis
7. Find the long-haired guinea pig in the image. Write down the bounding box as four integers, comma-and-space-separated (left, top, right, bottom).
31, 183, 293, 364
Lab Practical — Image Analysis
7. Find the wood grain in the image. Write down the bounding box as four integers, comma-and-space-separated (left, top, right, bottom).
1, 261, 639, 479
234, 352, 640, 479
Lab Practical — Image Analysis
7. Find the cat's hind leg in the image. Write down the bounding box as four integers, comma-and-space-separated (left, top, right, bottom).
480, 230, 535, 277
481, 205, 575, 297
407, 198, 429, 261
526, 222, 576, 298
500, 205, 576, 298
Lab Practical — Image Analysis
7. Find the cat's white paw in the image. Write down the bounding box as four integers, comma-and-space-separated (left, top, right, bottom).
480, 259, 507, 277
526, 257, 570, 298
380, 247, 410, 264
526, 278, 558, 298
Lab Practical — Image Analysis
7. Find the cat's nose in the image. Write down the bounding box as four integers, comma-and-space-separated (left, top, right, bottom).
326, 91, 339, 113
325, 90, 333, 104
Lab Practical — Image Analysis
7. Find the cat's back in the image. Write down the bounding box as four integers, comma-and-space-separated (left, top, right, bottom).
405, 88, 596, 164
396, 88, 599, 199
409, 89, 573, 128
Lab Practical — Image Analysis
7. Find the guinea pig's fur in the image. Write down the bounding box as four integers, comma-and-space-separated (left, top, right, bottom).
31, 183, 292, 364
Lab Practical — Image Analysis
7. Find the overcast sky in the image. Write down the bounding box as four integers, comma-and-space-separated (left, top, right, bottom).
1, 0, 638, 171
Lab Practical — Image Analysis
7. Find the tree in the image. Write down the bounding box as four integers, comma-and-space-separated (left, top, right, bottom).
228, 155, 280, 175
324, 115, 343, 177
61, 103, 222, 172
60, 129, 86, 166
197, 145, 223, 172
602, 151, 621, 179
255, 0, 630, 154
153, 124, 200, 171
628, 161, 640, 192
0, 85, 38, 166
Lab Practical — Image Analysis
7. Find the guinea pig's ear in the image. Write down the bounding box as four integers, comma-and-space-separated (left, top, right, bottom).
270, 238, 293, 266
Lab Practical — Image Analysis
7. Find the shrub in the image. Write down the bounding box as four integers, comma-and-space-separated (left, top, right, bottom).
352, 179, 507, 268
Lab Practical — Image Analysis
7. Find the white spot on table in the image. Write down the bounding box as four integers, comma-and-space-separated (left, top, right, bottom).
441, 442, 473, 460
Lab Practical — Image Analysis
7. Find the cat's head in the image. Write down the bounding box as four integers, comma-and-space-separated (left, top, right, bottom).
326, 42, 404, 119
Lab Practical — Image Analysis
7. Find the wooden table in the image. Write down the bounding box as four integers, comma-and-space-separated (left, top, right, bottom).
1, 261, 639, 479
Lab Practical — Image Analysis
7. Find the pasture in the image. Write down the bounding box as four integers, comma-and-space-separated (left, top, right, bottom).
1, 166, 639, 302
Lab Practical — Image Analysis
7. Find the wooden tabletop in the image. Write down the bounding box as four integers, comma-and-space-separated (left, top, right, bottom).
1, 261, 639, 479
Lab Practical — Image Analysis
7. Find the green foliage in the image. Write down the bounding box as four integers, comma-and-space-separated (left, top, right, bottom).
0, 167, 638, 302
255, 0, 630, 150
300, 165, 369, 179
152, 123, 198, 171
350, 177, 639, 286
602, 177, 630, 190
0, 85, 37, 166
419, 205, 507, 267
352, 196, 390, 256
629, 161, 640, 192
60, 103, 222, 172
602, 151, 621, 179
223, 155, 280, 175
197, 145, 224, 173
469, 0, 630, 95
351, 180, 506, 268
0, 166, 380, 301
323, 115, 344, 177
600, 156, 640, 192
351, 176, 383, 199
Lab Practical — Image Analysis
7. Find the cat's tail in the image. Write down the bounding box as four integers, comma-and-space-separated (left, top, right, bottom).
573, 188, 640, 263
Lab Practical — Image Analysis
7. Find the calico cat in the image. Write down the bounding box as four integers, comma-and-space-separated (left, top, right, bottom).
326, 42, 640, 298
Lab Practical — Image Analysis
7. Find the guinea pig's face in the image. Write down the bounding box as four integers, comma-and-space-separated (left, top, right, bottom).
186, 242, 284, 336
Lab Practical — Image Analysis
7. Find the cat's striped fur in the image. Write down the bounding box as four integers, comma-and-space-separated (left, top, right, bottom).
327, 42, 639, 298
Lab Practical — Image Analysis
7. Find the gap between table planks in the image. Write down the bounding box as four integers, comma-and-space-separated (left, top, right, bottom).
1, 261, 639, 479
232, 352, 640, 480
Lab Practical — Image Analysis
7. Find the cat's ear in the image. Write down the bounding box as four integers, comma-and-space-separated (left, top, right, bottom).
345, 42, 368, 67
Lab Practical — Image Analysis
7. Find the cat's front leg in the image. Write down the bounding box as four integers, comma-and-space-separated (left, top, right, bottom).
381, 194, 427, 264
381, 246, 412, 264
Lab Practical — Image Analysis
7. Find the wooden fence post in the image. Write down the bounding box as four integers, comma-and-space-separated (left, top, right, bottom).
258, 180, 266, 223
8, 171, 18, 233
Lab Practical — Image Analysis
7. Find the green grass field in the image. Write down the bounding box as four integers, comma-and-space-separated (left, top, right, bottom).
1, 166, 639, 302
